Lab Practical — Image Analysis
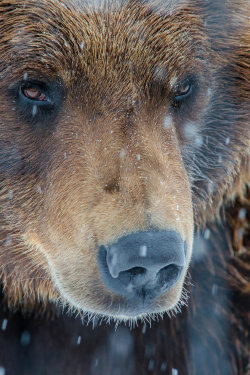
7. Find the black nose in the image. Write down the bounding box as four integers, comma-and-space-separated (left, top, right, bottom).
98, 230, 186, 300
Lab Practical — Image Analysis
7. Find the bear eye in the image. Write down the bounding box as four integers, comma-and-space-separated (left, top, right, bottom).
12, 79, 65, 128
176, 84, 191, 97
22, 87, 48, 102
174, 82, 192, 101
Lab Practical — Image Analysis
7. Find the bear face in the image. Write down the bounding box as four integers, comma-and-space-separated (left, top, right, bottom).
0, 0, 249, 321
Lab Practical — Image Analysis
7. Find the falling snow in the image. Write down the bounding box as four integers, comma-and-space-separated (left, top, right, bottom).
238, 208, 246, 220
32, 105, 38, 117
212, 284, 218, 296
77, 336, 82, 345
164, 115, 172, 129
148, 359, 155, 371
183, 122, 198, 140
194, 135, 203, 148
160, 362, 167, 371
237, 227, 244, 239
0, 3, 246, 375
170, 76, 177, 88
139, 245, 147, 257
93, 358, 99, 367
119, 149, 126, 158
207, 181, 214, 194
37, 186, 42, 194
20, 331, 31, 347
204, 229, 210, 240
207, 88, 212, 97
192, 234, 207, 262
1, 319, 7, 331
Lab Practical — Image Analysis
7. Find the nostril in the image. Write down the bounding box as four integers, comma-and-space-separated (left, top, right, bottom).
127, 266, 147, 278
160, 264, 179, 274
157, 264, 181, 288
119, 266, 147, 286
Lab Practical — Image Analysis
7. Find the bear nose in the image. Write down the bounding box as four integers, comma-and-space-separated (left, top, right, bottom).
98, 231, 186, 300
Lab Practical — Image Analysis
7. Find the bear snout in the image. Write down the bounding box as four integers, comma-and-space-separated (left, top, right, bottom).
98, 230, 187, 304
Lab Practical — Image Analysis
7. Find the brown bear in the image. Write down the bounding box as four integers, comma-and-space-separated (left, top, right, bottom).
0, 0, 249, 373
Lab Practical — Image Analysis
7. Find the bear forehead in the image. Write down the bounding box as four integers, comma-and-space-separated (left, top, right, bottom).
2, 0, 208, 86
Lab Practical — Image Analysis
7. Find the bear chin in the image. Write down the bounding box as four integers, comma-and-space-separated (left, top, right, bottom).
51, 263, 187, 321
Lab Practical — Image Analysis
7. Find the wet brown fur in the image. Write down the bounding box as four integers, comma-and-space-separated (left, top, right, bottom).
0, 0, 250, 374
0, 0, 249, 324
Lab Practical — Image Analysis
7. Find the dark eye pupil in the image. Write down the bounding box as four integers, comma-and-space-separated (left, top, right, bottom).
22, 87, 47, 101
